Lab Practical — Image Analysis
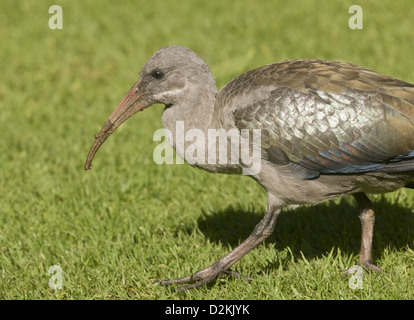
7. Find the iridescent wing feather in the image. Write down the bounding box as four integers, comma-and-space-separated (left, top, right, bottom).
217, 60, 414, 178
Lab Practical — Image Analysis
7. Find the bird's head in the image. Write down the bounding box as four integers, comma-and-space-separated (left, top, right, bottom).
84, 46, 212, 170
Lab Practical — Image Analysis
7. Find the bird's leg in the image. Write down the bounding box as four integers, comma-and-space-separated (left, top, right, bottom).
343, 193, 381, 274
156, 206, 281, 291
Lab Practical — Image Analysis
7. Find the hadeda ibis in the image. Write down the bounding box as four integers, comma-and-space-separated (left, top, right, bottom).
85, 46, 414, 290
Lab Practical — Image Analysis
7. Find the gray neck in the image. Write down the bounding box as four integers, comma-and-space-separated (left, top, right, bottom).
160, 76, 242, 175
161, 74, 223, 168
161, 76, 219, 146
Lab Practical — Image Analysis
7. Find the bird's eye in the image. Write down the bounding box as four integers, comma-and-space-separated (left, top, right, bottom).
151, 69, 164, 80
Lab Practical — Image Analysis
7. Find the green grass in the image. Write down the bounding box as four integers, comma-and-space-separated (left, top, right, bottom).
1, 0, 414, 299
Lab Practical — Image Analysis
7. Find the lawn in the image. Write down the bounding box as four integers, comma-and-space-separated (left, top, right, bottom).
1, 0, 414, 299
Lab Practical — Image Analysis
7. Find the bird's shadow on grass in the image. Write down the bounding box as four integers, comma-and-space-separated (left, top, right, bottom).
186, 195, 414, 271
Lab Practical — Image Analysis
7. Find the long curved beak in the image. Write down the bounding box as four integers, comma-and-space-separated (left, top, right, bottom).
84, 82, 151, 170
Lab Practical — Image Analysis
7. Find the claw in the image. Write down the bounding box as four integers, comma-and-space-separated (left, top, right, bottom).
341, 262, 382, 276
154, 268, 252, 291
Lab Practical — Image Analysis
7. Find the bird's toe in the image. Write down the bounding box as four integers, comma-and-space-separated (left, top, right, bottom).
341, 262, 382, 276
222, 269, 254, 281
154, 267, 251, 291
361, 262, 382, 273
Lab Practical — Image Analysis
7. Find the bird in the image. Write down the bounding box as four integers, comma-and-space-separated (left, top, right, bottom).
85, 45, 414, 291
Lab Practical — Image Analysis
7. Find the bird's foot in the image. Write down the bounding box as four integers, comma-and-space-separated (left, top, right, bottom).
341, 262, 382, 276
154, 266, 252, 291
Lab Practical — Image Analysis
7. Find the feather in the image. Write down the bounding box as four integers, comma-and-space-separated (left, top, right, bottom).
223, 59, 414, 179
